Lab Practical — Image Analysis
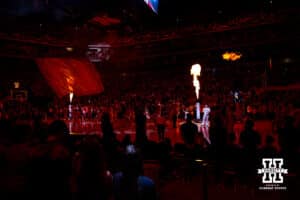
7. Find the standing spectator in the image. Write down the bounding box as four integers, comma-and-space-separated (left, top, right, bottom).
240, 119, 261, 153
278, 116, 299, 172
180, 114, 198, 146
209, 115, 227, 182
135, 108, 148, 147
156, 114, 166, 141
239, 119, 261, 184
26, 120, 72, 200
171, 108, 178, 128
180, 114, 199, 182
75, 136, 113, 200
101, 112, 115, 144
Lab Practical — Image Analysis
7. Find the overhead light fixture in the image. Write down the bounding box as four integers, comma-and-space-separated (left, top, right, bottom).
66, 47, 74, 52
222, 52, 242, 61
283, 57, 292, 64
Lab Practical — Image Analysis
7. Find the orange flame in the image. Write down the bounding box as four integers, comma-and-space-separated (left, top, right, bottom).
222, 52, 242, 61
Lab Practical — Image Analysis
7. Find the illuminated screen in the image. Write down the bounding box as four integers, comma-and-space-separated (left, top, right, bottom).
144, 0, 159, 14
87, 43, 111, 62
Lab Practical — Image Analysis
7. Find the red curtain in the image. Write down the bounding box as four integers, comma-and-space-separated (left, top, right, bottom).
36, 58, 104, 97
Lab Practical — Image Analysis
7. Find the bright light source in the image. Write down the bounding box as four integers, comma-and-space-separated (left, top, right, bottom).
222, 52, 242, 61
283, 58, 292, 63
69, 92, 74, 103
14, 82, 20, 89
66, 47, 74, 52
191, 64, 201, 99
126, 145, 136, 154
190, 64, 201, 76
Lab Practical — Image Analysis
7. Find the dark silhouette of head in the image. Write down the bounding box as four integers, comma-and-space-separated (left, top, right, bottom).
0, 119, 12, 142
245, 119, 254, 130
186, 113, 193, 122
101, 112, 114, 137
122, 134, 132, 147
228, 132, 236, 144
47, 120, 69, 143
77, 135, 109, 200
122, 145, 143, 178
11, 124, 32, 144
284, 116, 294, 128
79, 135, 106, 175
265, 135, 274, 146
101, 112, 111, 124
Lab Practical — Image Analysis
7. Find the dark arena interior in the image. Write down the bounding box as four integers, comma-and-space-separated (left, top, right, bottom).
0, 1, 300, 199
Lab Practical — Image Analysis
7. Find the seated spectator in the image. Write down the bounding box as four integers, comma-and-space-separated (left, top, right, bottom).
278, 116, 299, 172
156, 114, 166, 141
121, 134, 132, 149
75, 135, 113, 200
278, 116, 298, 156
26, 120, 72, 200
113, 145, 157, 200
158, 138, 173, 178
224, 133, 241, 170
0, 123, 32, 194
239, 119, 261, 184
259, 135, 278, 158
240, 119, 261, 153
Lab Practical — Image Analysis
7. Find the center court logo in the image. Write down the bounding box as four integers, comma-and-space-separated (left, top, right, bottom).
257, 158, 288, 190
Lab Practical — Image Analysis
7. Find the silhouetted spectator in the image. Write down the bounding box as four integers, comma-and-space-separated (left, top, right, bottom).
180, 114, 198, 146
26, 120, 72, 200
158, 138, 173, 178
259, 135, 278, 158
171, 109, 178, 128
156, 114, 166, 141
135, 108, 148, 147
121, 134, 132, 149
209, 115, 227, 182
224, 133, 241, 170
101, 112, 116, 143
0, 123, 32, 194
75, 136, 113, 200
278, 116, 299, 172
113, 146, 157, 200
240, 119, 261, 152
180, 114, 199, 182
239, 119, 261, 185
101, 112, 119, 172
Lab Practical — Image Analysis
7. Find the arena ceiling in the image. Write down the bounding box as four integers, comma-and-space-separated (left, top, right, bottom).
0, 0, 299, 66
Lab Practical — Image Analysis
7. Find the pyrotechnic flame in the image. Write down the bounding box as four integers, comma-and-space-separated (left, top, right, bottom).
193, 79, 200, 99
190, 64, 201, 76
69, 92, 74, 103
191, 64, 201, 99
222, 52, 242, 61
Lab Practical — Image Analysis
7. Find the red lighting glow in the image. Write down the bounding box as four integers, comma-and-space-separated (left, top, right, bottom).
36, 58, 104, 97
